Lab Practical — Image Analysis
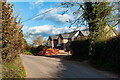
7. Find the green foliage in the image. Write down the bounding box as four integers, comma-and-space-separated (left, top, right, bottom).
2, 2, 25, 62
35, 45, 44, 52
84, 2, 114, 41
1, 2, 26, 78
91, 35, 120, 70
61, 2, 119, 41
24, 45, 45, 56
70, 39, 90, 58
91, 41, 106, 64
23, 38, 28, 44
2, 56, 26, 78
23, 51, 33, 55
30, 45, 45, 55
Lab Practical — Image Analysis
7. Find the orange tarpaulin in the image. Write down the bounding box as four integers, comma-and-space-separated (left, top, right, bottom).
43, 48, 59, 56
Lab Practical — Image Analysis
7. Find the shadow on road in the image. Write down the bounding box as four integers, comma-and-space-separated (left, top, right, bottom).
20, 53, 119, 78
44, 53, 119, 78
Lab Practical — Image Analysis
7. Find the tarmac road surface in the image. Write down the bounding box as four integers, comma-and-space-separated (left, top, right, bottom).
20, 55, 119, 78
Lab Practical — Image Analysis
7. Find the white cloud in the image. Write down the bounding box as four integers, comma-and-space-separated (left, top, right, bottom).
35, 0, 44, 4
33, 7, 73, 24
29, 0, 44, 9
27, 25, 87, 37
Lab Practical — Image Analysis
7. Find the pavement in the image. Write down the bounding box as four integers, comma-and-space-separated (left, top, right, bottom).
20, 54, 119, 78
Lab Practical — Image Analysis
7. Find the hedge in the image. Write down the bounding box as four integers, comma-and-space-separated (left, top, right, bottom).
70, 39, 90, 58
91, 35, 120, 70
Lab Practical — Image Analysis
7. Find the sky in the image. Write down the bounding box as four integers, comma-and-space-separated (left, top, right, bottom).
8, 1, 119, 44
8, 1, 87, 44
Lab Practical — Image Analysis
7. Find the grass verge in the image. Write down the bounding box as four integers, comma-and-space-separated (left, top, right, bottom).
2, 56, 26, 78
23, 51, 33, 55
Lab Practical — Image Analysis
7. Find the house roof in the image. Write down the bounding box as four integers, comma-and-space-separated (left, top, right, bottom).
61, 31, 79, 39
82, 28, 89, 31
50, 35, 59, 40
48, 28, 89, 40
107, 24, 119, 36
81, 28, 90, 36
112, 28, 119, 35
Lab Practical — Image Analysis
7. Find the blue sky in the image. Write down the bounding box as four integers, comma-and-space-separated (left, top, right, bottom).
9, 1, 87, 44
8, 1, 119, 44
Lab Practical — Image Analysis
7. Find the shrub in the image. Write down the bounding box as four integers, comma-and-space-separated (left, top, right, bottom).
29, 45, 45, 55
1, 2, 26, 78
23, 51, 33, 55
91, 35, 120, 70
91, 41, 106, 64
70, 39, 90, 58
2, 2, 25, 62
35, 45, 44, 52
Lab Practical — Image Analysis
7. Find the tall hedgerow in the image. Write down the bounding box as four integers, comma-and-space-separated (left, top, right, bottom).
2, 2, 25, 62
1, 2, 26, 78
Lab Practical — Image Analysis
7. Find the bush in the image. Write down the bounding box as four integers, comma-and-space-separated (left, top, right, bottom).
23, 51, 33, 55
91, 41, 106, 64
35, 45, 44, 52
91, 35, 120, 70
2, 2, 25, 62
28, 45, 45, 56
70, 39, 90, 58
1, 2, 26, 78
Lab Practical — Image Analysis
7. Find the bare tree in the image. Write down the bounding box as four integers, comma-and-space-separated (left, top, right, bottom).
32, 36, 43, 46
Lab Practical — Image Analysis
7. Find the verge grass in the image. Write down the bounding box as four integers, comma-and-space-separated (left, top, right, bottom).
2, 56, 26, 78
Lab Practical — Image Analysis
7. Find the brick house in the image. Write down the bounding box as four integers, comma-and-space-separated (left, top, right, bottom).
47, 25, 119, 50
47, 35, 58, 48
57, 30, 88, 50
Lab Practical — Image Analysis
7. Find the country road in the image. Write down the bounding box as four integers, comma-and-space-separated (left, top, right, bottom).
20, 54, 119, 78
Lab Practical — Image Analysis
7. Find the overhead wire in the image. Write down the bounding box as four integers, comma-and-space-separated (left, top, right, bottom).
21, 5, 61, 23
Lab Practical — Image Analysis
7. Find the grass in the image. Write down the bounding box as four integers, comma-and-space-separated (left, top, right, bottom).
2, 56, 26, 78
23, 51, 33, 55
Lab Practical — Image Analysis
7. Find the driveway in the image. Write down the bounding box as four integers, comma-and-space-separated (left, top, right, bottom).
20, 54, 119, 78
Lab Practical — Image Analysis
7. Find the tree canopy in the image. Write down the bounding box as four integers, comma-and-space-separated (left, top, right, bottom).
61, 2, 119, 41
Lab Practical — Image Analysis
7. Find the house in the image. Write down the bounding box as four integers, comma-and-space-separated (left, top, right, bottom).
93, 25, 119, 40
47, 35, 59, 48
47, 25, 119, 50
104, 25, 119, 38
75, 28, 89, 40
56, 29, 89, 50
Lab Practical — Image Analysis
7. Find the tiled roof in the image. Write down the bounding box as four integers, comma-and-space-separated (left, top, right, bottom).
48, 28, 89, 40
50, 35, 59, 40
61, 31, 79, 39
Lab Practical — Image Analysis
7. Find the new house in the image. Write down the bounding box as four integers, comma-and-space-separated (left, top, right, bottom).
47, 35, 58, 48
57, 30, 89, 50
47, 28, 89, 50
47, 25, 119, 50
